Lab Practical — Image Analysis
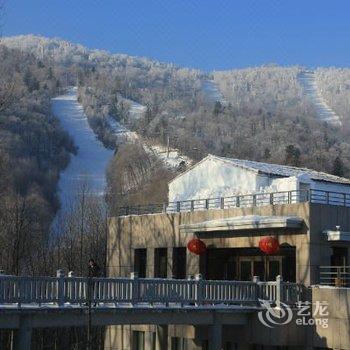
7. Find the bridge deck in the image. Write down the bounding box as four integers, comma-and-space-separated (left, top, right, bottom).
0, 305, 256, 329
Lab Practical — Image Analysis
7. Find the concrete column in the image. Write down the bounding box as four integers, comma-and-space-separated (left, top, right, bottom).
187, 250, 200, 277
147, 248, 155, 278
167, 248, 174, 278
209, 315, 222, 350
145, 330, 155, 350
155, 325, 168, 350
14, 319, 32, 350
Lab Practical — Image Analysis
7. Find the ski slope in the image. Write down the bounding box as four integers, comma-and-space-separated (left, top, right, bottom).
52, 88, 114, 204
52, 87, 191, 225
298, 71, 341, 126
201, 80, 227, 105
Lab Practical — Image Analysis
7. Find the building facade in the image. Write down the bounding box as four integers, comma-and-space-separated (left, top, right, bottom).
106, 156, 350, 350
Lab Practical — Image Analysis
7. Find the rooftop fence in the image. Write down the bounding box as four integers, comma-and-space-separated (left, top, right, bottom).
116, 189, 350, 216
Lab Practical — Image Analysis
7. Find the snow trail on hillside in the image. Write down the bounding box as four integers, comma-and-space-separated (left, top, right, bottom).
52, 88, 114, 206
201, 80, 227, 105
298, 71, 341, 125
52, 87, 191, 228
107, 100, 192, 169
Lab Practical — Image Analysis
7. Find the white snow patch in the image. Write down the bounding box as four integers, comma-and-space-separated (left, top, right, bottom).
298, 70, 342, 126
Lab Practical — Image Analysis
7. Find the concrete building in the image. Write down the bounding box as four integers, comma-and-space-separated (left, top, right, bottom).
106, 156, 350, 350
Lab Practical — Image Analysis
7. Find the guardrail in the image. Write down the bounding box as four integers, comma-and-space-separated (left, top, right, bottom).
0, 272, 303, 308
116, 189, 350, 216
319, 266, 350, 287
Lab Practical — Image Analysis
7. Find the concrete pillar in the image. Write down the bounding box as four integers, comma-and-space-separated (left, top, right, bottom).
145, 330, 155, 350
167, 248, 173, 278
187, 250, 200, 277
155, 325, 168, 350
14, 319, 32, 350
147, 248, 155, 278
209, 315, 222, 350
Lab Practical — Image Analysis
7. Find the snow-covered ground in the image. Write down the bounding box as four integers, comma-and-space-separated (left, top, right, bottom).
145, 143, 192, 168
108, 116, 139, 142
52, 87, 191, 216
298, 71, 342, 126
124, 98, 147, 120
201, 80, 227, 105
52, 88, 114, 207
107, 101, 192, 169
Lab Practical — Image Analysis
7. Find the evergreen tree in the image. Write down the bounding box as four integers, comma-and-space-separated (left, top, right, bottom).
285, 145, 301, 166
213, 101, 222, 116
333, 156, 345, 176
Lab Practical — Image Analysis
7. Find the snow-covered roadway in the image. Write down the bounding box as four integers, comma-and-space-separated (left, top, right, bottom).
298, 71, 341, 126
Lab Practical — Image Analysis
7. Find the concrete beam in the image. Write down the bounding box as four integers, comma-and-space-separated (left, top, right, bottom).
0, 308, 250, 329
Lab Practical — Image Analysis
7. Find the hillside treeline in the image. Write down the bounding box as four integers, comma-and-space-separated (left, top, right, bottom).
0, 43, 109, 350
3, 36, 350, 205
0, 45, 80, 275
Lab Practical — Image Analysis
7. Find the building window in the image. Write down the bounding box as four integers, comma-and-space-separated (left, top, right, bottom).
154, 248, 167, 278
171, 337, 187, 350
132, 331, 145, 350
331, 247, 348, 266
173, 247, 186, 279
134, 249, 147, 278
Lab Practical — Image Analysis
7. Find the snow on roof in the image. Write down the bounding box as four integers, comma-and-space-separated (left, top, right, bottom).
170, 154, 350, 185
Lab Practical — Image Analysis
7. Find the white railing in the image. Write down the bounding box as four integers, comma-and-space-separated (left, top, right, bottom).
0, 272, 303, 308
116, 189, 350, 216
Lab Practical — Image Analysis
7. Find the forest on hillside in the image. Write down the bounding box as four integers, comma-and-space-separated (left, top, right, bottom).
3, 35, 350, 214
0, 45, 76, 274
0, 43, 109, 349
1, 33, 350, 348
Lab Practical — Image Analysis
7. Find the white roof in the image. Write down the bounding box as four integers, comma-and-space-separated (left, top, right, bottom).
171, 154, 350, 185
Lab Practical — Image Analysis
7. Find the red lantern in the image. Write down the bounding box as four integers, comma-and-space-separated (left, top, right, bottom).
187, 238, 206, 255
259, 236, 280, 255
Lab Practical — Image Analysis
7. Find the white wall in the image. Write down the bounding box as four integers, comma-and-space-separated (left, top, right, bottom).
168, 158, 268, 202
168, 157, 350, 203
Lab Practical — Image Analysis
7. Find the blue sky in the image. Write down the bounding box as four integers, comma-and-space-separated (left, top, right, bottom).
3, 0, 350, 70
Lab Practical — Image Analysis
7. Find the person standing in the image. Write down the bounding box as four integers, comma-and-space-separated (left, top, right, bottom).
87, 259, 101, 306
88, 258, 100, 278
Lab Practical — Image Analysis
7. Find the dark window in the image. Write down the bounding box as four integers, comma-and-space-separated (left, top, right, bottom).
173, 247, 186, 279
268, 260, 280, 280
331, 247, 348, 266
154, 248, 167, 278
134, 249, 147, 278
132, 331, 145, 350
171, 337, 186, 350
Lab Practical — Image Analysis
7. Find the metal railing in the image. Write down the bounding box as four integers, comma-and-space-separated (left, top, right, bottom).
319, 266, 350, 287
116, 189, 350, 216
0, 273, 303, 308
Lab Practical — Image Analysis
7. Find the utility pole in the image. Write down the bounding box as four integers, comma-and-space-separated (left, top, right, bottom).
87, 276, 92, 350
80, 188, 86, 276
166, 134, 170, 158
